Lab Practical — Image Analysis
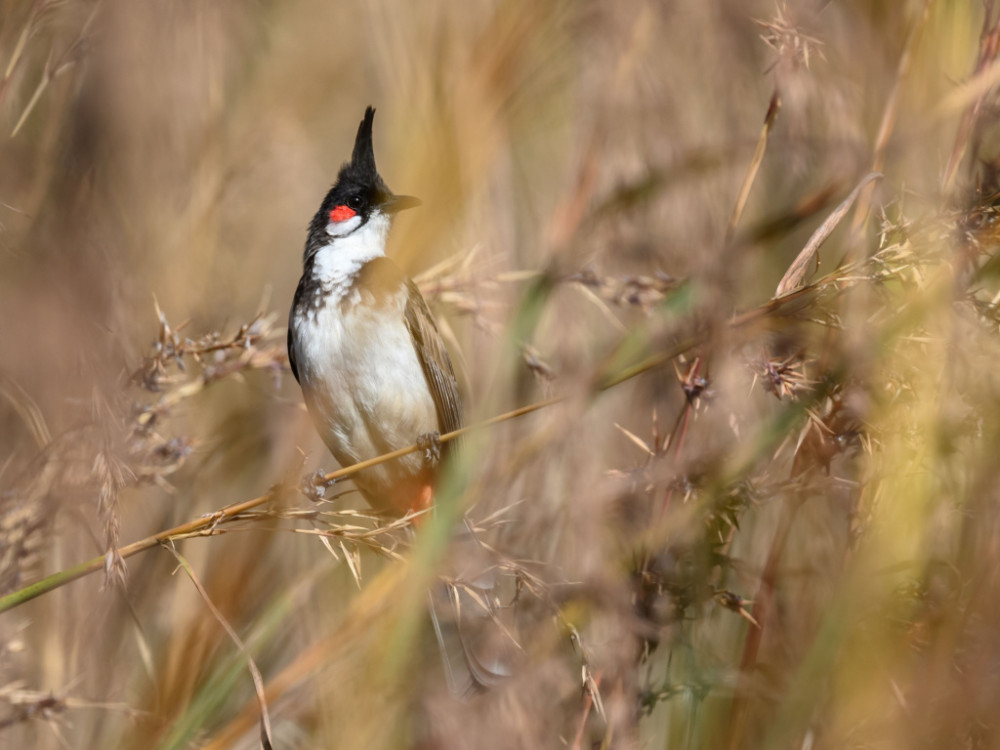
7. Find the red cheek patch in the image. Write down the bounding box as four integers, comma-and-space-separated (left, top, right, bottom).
329, 205, 357, 223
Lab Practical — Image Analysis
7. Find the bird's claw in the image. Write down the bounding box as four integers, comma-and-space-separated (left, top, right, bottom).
300, 469, 334, 502
417, 432, 442, 465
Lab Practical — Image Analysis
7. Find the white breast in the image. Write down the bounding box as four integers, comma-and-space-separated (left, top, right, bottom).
291, 250, 438, 507
310, 213, 391, 300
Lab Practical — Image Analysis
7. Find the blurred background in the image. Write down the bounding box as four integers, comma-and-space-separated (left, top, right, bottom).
2, 0, 1000, 747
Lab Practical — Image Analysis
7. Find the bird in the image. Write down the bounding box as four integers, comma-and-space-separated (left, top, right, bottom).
287, 106, 462, 517
287, 107, 513, 697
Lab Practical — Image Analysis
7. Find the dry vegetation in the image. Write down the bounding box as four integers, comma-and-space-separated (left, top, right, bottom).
2, 0, 1000, 748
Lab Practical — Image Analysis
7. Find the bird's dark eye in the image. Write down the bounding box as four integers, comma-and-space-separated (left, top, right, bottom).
348, 195, 363, 210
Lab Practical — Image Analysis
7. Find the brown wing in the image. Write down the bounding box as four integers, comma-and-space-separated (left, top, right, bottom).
403, 279, 463, 437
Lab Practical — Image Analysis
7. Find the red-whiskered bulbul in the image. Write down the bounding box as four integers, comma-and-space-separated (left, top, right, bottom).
287, 108, 512, 697
287, 106, 462, 516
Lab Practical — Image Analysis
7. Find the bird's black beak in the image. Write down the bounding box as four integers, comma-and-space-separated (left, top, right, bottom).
382, 193, 421, 215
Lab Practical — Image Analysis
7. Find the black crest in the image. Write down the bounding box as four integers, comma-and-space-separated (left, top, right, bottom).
303, 106, 392, 259
332, 106, 388, 197
349, 106, 378, 181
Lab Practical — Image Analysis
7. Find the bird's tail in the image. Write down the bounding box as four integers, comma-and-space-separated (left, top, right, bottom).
426, 527, 521, 697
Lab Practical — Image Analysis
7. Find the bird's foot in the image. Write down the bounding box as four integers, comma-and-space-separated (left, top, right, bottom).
417, 431, 442, 465
300, 469, 335, 502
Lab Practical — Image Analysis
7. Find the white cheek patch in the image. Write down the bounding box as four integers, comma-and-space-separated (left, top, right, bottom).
326, 214, 362, 238
311, 211, 392, 285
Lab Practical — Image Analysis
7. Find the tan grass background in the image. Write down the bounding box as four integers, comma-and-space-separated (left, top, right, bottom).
2, 1, 1000, 748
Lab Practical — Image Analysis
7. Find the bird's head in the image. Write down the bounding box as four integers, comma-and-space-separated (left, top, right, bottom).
305, 107, 420, 258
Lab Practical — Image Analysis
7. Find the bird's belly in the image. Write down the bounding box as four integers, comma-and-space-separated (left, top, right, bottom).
292, 296, 438, 508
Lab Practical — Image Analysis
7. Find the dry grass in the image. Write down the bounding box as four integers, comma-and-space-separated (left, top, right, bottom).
3, 0, 1000, 748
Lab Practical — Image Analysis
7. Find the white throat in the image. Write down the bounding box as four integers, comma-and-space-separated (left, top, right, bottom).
311, 211, 391, 287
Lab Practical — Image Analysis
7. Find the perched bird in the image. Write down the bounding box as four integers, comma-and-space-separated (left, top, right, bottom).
287, 106, 462, 517
287, 107, 511, 697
